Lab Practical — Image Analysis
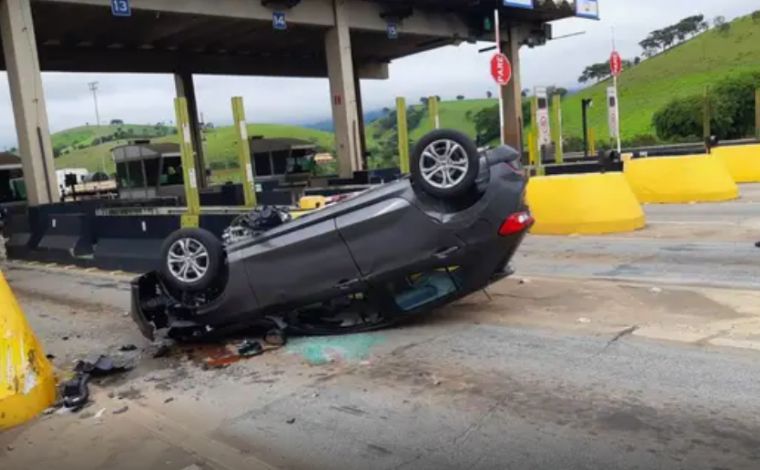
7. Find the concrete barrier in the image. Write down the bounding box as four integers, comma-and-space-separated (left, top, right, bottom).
624, 155, 738, 203
526, 173, 645, 235
0, 271, 56, 429
713, 144, 760, 183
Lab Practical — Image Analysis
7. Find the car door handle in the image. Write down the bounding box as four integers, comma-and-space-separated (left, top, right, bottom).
434, 246, 460, 260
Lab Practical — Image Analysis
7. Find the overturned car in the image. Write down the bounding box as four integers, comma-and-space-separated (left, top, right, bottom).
131, 130, 533, 340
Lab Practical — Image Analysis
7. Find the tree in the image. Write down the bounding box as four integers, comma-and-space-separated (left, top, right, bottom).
419, 97, 429, 104
486, 91, 493, 99
546, 86, 568, 98
714, 16, 730, 35
456, 95, 465, 100
753, 10, 760, 24
634, 56, 641, 65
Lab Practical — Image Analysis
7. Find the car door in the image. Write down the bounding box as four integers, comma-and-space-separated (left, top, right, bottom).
240, 217, 364, 308
335, 197, 465, 279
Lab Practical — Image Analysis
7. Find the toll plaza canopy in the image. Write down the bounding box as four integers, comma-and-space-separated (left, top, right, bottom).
0, 0, 588, 206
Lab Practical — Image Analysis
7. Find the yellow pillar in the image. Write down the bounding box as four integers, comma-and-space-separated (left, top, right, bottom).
552, 95, 563, 163
428, 96, 440, 130
589, 128, 597, 157
175, 97, 201, 228
528, 129, 538, 167
396, 97, 410, 174
0, 271, 56, 429
232, 97, 257, 208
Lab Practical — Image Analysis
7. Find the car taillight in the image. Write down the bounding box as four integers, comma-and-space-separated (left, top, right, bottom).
498, 211, 534, 236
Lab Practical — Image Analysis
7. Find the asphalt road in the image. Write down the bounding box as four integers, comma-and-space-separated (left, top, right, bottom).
516, 186, 760, 288
5, 186, 760, 469
3, 264, 760, 470
213, 325, 760, 470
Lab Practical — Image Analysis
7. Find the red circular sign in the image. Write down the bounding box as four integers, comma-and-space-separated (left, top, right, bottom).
610, 51, 623, 77
490, 53, 512, 86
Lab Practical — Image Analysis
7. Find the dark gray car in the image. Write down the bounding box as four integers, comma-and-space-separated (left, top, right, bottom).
131, 129, 533, 339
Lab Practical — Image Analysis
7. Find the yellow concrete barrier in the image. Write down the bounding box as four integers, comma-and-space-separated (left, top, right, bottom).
526, 173, 645, 235
713, 144, 760, 183
624, 155, 738, 203
0, 271, 56, 429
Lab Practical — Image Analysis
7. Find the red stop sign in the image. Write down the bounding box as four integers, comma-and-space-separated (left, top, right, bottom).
610, 51, 622, 77
490, 53, 512, 86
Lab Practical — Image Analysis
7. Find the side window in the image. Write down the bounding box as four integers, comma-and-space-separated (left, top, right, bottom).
272, 151, 288, 175
144, 158, 159, 187
389, 268, 461, 312
127, 161, 145, 188
254, 153, 272, 176
116, 162, 128, 188
161, 157, 183, 186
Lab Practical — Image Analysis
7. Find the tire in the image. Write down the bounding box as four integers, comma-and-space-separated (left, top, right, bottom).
159, 228, 224, 292
411, 129, 480, 199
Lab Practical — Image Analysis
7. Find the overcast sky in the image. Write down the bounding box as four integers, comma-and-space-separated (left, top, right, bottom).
0, 0, 757, 149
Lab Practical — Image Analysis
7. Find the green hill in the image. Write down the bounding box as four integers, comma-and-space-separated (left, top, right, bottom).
563, 14, 760, 141
367, 13, 760, 152
52, 13, 760, 174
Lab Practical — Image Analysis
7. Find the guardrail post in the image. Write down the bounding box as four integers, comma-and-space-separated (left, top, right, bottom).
232, 97, 257, 208
396, 97, 410, 174
552, 94, 563, 163
175, 97, 201, 228
428, 96, 440, 130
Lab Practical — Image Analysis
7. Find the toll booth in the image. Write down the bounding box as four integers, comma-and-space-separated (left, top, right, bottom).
112, 142, 185, 201
250, 137, 317, 185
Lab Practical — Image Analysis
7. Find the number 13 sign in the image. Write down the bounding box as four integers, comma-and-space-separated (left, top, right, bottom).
111, 0, 131, 17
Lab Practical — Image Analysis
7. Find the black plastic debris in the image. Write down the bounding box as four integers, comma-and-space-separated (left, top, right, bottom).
264, 328, 287, 347
62, 355, 133, 410
62, 374, 90, 410
238, 339, 264, 358
119, 344, 138, 352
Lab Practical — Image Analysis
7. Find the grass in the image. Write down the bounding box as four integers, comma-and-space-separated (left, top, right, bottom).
562, 14, 760, 140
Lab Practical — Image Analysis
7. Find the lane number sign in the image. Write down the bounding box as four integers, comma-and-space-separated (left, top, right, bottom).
273, 12, 287, 31
111, 0, 131, 17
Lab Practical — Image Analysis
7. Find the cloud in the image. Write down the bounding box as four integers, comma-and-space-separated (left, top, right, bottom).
0, 0, 757, 148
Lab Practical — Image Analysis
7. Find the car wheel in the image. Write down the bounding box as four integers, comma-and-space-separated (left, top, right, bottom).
411, 129, 480, 199
159, 228, 224, 292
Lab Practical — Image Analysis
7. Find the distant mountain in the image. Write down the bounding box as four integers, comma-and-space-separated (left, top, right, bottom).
303, 108, 390, 132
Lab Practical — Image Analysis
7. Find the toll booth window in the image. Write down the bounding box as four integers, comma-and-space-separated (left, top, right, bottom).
254, 153, 272, 176
144, 158, 160, 187
287, 155, 312, 174
609, 97, 616, 107
116, 162, 128, 188
125, 161, 145, 188
161, 157, 183, 186
272, 151, 288, 175
538, 98, 548, 109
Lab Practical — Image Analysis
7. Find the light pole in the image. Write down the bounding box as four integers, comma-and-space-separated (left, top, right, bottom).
88, 81, 105, 173
88, 81, 101, 126
581, 98, 593, 158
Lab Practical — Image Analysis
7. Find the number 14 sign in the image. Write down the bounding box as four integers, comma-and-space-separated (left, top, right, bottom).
111, 0, 131, 17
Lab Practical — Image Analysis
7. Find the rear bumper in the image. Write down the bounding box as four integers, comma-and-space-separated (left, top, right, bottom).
130, 272, 169, 341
